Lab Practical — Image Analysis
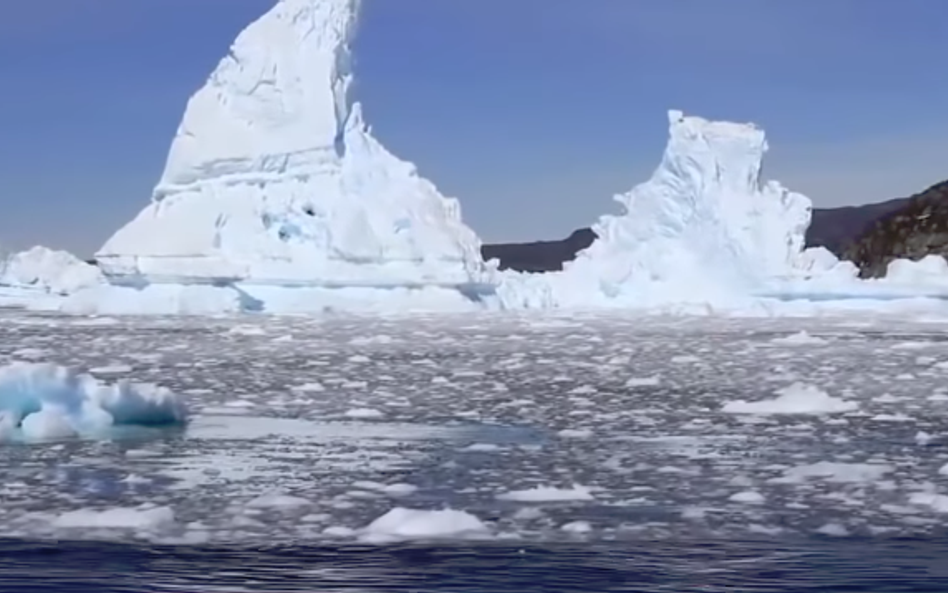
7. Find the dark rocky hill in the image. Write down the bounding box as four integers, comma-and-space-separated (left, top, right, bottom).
805, 199, 909, 256
480, 228, 596, 273
843, 180, 948, 278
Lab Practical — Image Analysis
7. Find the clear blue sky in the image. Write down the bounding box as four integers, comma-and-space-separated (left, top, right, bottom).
0, 0, 946, 257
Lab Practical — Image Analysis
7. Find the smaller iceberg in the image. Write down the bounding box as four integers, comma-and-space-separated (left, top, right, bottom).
0, 246, 102, 295
0, 246, 104, 310
0, 362, 187, 442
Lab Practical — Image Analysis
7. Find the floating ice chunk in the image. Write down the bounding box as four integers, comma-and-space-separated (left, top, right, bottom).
361, 507, 490, 542
728, 490, 765, 504
0, 362, 187, 442
909, 492, 948, 513
0, 245, 102, 295
10, 348, 50, 360
52, 506, 176, 531
228, 325, 266, 336
770, 331, 827, 346
462, 443, 501, 452
381, 483, 419, 497
349, 334, 396, 346
89, 364, 133, 375
681, 507, 711, 520
246, 492, 311, 509
290, 382, 325, 393
891, 341, 931, 351
768, 461, 893, 484
561, 520, 593, 533
871, 413, 913, 422
722, 383, 857, 415
558, 428, 593, 439
344, 407, 384, 419
625, 376, 661, 388
747, 524, 784, 535
513, 507, 546, 521
352, 481, 418, 497
938, 463, 948, 476
497, 484, 595, 503
816, 523, 850, 537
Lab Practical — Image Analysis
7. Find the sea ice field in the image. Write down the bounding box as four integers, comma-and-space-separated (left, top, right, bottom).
3, 309, 948, 548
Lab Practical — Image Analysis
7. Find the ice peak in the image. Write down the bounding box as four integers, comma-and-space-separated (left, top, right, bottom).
663, 110, 768, 194
95, 0, 488, 298
159, 0, 360, 190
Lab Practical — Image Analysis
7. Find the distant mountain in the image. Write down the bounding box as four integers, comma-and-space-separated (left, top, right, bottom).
480, 228, 596, 273
805, 198, 910, 257
844, 180, 948, 278
480, 195, 930, 274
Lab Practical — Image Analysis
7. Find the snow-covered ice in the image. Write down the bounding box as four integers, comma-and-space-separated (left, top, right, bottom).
2, 309, 948, 544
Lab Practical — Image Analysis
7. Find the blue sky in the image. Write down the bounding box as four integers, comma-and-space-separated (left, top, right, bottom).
0, 0, 946, 257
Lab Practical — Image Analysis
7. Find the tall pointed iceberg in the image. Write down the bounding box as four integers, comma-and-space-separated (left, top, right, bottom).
96, 0, 487, 291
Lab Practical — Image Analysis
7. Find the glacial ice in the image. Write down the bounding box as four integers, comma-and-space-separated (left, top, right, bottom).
87, 0, 490, 312
5, 0, 948, 316
0, 361, 187, 442
587, 110, 812, 283
496, 110, 831, 309
0, 246, 102, 300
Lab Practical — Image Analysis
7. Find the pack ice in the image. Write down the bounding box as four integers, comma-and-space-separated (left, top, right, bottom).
67, 0, 491, 314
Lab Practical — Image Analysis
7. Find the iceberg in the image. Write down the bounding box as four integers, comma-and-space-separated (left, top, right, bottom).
0, 246, 103, 308
9, 0, 944, 316
496, 110, 948, 312
0, 361, 187, 442
80, 0, 491, 314
497, 110, 818, 309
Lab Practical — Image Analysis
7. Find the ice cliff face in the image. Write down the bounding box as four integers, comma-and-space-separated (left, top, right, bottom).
96, 0, 487, 289
499, 110, 816, 308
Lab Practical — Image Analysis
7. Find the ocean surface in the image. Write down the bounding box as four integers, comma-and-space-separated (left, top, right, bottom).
2, 538, 948, 592
3, 310, 948, 590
